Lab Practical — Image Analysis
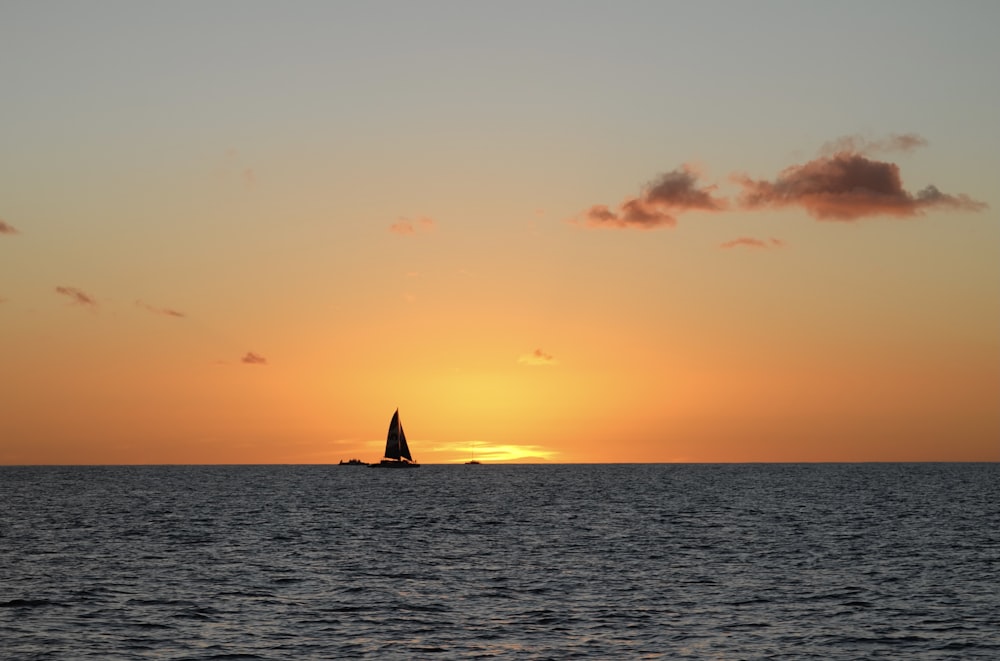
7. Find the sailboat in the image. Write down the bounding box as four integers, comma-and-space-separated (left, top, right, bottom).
465, 442, 480, 464
370, 409, 420, 468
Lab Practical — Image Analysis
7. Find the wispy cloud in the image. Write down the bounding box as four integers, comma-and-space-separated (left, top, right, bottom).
389, 216, 436, 235
55, 286, 97, 307
518, 348, 557, 366
241, 351, 267, 365
735, 134, 987, 221
0, 219, 19, 235
136, 300, 186, 318
437, 441, 559, 463
720, 237, 786, 249
573, 165, 727, 230
818, 132, 927, 156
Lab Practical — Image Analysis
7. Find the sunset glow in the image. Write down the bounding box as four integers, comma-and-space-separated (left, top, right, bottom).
1, 3, 997, 464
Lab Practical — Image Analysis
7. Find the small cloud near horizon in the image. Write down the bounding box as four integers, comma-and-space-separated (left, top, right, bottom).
389, 216, 436, 235
55, 286, 98, 307
136, 300, 186, 318
241, 352, 267, 365
572, 165, 727, 230
720, 237, 786, 249
0, 219, 18, 234
433, 441, 559, 463
518, 349, 557, 366
735, 133, 987, 221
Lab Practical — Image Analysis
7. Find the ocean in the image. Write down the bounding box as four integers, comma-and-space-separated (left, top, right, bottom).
1, 464, 997, 659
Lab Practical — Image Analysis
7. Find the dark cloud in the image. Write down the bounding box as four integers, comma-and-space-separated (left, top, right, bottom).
241, 352, 267, 365
573, 134, 985, 228
55, 286, 97, 307
0, 219, 18, 234
136, 300, 186, 318
389, 216, 436, 235
644, 168, 728, 211
720, 237, 786, 249
573, 165, 727, 230
735, 152, 987, 221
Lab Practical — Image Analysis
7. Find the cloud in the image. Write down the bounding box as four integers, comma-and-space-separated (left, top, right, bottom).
389, 216, 436, 235
735, 150, 987, 221
720, 237, 786, 249
573, 165, 727, 230
437, 441, 559, 462
136, 300, 186, 318
241, 352, 267, 365
518, 348, 557, 366
819, 132, 928, 156
0, 219, 18, 235
570, 135, 985, 228
55, 286, 98, 307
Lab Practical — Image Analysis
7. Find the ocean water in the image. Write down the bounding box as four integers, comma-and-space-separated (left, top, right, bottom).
1, 464, 998, 659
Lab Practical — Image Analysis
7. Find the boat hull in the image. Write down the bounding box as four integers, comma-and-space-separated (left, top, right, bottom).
369, 459, 420, 468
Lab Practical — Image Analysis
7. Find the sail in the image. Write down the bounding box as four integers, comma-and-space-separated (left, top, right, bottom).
384, 409, 414, 461
397, 421, 413, 461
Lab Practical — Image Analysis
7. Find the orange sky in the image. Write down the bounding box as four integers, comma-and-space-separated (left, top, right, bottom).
1, 3, 998, 464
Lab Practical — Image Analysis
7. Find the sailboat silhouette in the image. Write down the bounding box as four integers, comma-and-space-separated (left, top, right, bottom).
370, 409, 420, 468
465, 441, 481, 465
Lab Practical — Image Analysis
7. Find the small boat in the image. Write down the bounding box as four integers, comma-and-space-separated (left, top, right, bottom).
338, 458, 368, 466
465, 442, 481, 464
370, 409, 420, 468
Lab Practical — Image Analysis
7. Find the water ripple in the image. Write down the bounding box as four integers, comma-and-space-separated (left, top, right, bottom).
1, 463, 998, 659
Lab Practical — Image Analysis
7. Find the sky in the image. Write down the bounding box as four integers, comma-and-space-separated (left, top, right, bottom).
2, 1, 998, 464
